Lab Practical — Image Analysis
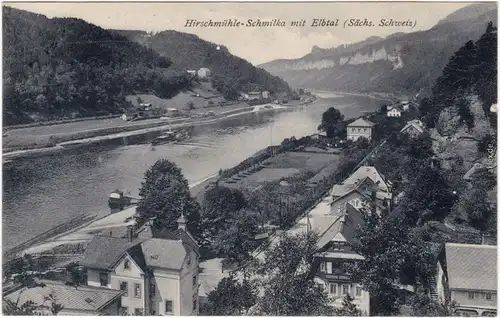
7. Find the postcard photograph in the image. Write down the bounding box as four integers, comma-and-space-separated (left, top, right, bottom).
1, 1, 498, 316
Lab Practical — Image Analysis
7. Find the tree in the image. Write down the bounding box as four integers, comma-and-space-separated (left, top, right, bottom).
65, 262, 85, 287
318, 107, 346, 138
407, 290, 456, 316
3, 255, 64, 315
401, 166, 456, 226
336, 294, 362, 316
201, 275, 258, 315
255, 232, 335, 316
456, 188, 493, 232
186, 101, 195, 110
349, 213, 436, 316
200, 186, 246, 242
137, 159, 201, 237
211, 209, 260, 266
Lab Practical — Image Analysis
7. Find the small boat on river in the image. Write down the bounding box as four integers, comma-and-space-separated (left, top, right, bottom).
151, 131, 177, 146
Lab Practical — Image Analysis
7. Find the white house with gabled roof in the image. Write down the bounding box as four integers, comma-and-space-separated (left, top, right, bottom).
80, 215, 200, 316
347, 118, 375, 142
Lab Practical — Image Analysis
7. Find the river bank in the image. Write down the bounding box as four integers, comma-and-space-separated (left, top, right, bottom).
2, 92, 378, 252
3, 100, 312, 161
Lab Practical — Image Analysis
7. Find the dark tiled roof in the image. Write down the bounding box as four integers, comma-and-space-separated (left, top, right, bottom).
4, 280, 123, 312
142, 239, 187, 270
317, 203, 364, 249
80, 236, 142, 270
81, 225, 198, 272
348, 118, 375, 127
445, 243, 497, 291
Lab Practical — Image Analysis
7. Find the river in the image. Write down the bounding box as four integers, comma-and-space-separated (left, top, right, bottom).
2, 93, 383, 250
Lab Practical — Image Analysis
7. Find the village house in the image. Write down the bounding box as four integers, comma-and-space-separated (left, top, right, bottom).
400, 119, 425, 137
387, 105, 403, 117
80, 215, 200, 316
3, 280, 124, 315
347, 118, 374, 142
312, 131, 328, 140
434, 243, 497, 317
246, 91, 263, 101
313, 203, 370, 315
329, 166, 392, 217
197, 68, 211, 79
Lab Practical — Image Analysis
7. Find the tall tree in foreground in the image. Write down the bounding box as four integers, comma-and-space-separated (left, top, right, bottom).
349, 213, 436, 316
254, 232, 335, 316
201, 275, 258, 315
137, 159, 200, 237
200, 185, 246, 242
318, 107, 346, 138
211, 209, 260, 267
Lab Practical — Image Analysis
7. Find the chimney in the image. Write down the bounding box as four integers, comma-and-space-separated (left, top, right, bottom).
177, 213, 187, 232
127, 225, 134, 242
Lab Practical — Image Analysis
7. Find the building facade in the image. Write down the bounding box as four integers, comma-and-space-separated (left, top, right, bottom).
81, 216, 200, 316
387, 107, 403, 117
313, 203, 370, 315
435, 243, 497, 316
330, 166, 393, 215
400, 119, 424, 137
347, 118, 374, 142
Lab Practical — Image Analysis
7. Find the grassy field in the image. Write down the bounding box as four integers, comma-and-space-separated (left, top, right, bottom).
221, 150, 341, 192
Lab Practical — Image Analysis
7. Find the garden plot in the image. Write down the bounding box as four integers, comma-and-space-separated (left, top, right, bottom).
223, 151, 340, 191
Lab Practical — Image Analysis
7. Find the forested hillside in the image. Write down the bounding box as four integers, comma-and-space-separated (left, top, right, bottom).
3, 7, 190, 124
420, 22, 497, 235
420, 22, 497, 129
116, 30, 291, 100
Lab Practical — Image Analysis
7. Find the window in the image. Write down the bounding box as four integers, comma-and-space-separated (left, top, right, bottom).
150, 283, 155, 297
326, 262, 333, 274
333, 242, 345, 251
193, 274, 197, 288
364, 128, 368, 132
329, 283, 337, 295
468, 292, 475, 299
120, 281, 128, 297
320, 262, 326, 272
187, 254, 192, 266
124, 259, 131, 270
134, 308, 143, 315
486, 293, 493, 300
165, 300, 173, 314
342, 284, 350, 295
99, 273, 108, 286
356, 286, 362, 297
134, 283, 141, 298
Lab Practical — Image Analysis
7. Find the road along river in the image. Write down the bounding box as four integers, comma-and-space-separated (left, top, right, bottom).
2, 93, 384, 251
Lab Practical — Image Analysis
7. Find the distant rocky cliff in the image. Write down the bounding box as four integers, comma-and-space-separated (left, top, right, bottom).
259, 4, 497, 97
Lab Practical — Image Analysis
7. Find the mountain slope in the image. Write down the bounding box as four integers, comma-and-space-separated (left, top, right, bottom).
115, 30, 291, 99
259, 4, 497, 97
3, 6, 192, 125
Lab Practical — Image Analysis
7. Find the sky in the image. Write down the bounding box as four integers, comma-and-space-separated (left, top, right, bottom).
5, 2, 473, 65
